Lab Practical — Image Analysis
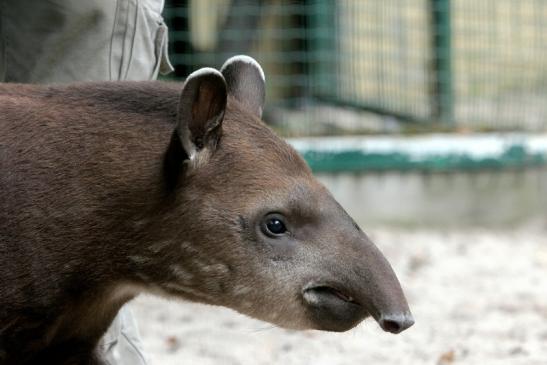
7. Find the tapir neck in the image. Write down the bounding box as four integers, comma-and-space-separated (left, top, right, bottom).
0, 81, 191, 292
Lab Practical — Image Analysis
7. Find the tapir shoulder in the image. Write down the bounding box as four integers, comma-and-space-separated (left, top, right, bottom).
0, 81, 181, 120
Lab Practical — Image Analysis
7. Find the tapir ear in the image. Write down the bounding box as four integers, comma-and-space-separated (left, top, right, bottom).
220, 55, 265, 118
176, 67, 227, 160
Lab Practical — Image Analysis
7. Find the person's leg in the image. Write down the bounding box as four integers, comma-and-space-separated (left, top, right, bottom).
0, 0, 172, 83
100, 306, 148, 365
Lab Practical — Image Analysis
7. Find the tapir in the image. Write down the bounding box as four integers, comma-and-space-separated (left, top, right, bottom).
0, 55, 413, 364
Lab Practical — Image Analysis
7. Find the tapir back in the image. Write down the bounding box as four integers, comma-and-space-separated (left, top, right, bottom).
0, 82, 181, 310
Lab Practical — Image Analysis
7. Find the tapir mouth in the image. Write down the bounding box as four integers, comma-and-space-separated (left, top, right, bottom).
304, 285, 358, 304
301, 283, 369, 332
301, 282, 415, 334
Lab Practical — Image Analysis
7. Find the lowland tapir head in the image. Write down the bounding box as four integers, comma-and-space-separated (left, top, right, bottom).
152, 56, 414, 334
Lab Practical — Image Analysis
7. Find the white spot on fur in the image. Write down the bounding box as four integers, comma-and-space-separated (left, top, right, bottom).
233, 285, 252, 296
148, 240, 173, 254
161, 282, 216, 302
133, 217, 151, 228
170, 264, 194, 282
240, 300, 253, 308
199, 263, 229, 275
180, 241, 198, 254
188, 145, 212, 169
135, 272, 151, 283
109, 283, 144, 301
128, 255, 151, 264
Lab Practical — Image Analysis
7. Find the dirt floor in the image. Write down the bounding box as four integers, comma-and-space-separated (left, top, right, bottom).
129, 227, 547, 365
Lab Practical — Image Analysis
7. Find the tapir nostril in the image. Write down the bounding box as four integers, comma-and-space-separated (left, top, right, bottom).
379, 313, 415, 334
380, 319, 401, 333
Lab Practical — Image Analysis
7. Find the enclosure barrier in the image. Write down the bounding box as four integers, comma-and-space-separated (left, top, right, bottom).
163, 0, 547, 172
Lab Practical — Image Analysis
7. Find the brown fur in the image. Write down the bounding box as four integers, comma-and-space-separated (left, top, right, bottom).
0, 77, 411, 364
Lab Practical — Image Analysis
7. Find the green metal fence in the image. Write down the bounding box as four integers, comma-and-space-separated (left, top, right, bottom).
164, 0, 547, 135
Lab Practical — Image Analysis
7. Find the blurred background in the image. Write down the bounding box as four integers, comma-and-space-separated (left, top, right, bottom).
130, 1, 547, 364
165, 0, 547, 132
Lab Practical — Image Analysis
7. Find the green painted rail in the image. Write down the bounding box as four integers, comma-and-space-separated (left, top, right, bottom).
289, 134, 547, 173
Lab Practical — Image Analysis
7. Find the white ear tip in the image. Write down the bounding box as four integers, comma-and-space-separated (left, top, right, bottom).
221, 55, 265, 82
187, 67, 224, 80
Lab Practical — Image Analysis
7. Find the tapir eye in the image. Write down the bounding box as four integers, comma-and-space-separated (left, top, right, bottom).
261, 214, 288, 237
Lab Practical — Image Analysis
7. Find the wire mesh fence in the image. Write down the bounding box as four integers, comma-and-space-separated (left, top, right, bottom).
164, 0, 547, 135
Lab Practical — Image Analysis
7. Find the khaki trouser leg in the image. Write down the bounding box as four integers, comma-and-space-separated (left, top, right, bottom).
0, 0, 172, 83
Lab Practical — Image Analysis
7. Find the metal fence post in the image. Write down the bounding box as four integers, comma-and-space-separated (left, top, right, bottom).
309, 0, 336, 100
430, 0, 453, 124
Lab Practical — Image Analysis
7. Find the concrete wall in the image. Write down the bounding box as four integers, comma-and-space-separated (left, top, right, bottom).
318, 167, 547, 228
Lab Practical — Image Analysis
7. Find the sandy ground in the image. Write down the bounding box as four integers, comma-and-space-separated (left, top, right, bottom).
129, 227, 547, 365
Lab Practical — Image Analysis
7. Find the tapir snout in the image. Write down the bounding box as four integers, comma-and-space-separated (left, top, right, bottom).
292, 193, 414, 333
301, 231, 414, 333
